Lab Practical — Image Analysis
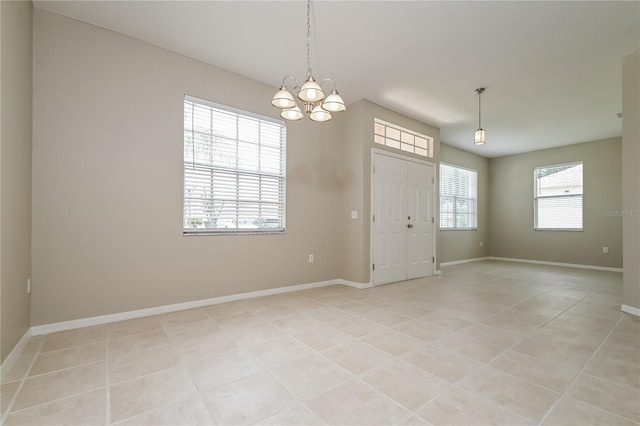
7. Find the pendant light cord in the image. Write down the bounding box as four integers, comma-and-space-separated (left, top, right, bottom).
478, 90, 481, 128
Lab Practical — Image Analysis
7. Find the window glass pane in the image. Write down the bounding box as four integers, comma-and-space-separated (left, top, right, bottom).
400, 143, 413, 153
374, 122, 385, 136
374, 135, 385, 145
415, 137, 428, 149
401, 132, 414, 144
386, 138, 401, 149
386, 127, 401, 141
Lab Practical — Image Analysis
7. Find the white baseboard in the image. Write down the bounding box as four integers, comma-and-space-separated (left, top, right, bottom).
488, 256, 623, 273
338, 279, 372, 289
31, 279, 339, 336
622, 304, 640, 317
441, 257, 490, 267
0, 328, 32, 381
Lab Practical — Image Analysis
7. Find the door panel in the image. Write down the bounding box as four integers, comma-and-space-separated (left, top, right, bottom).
372, 152, 434, 286
406, 162, 433, 279
372, 154, 406, 285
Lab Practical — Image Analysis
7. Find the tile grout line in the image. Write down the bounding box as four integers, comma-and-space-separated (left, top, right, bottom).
536, 314, 627, 426
105, 336, 111, 426
1, 337, 44, 422
160, 320, 216, 426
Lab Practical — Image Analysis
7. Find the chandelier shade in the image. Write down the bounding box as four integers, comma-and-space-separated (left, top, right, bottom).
271, 86, 296, 109
322, 90, 346, 112
310, 104, 332, 122
281, 105, 303, 121
271, 0, 346, 122
298, 77, 325, 103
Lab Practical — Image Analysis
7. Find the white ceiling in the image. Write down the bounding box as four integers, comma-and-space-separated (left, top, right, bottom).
34, 0, 640, 158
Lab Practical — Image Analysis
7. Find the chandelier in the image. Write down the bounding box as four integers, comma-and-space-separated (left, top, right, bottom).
474, 87, 486, 145
271, 0, 346, 122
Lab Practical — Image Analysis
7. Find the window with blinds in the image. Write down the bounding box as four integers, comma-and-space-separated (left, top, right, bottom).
440, 163, 477, 230
183, 96, 286, 234
534, 162, 583, 230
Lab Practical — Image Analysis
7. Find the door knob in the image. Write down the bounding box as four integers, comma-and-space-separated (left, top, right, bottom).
407, 224, 413, 228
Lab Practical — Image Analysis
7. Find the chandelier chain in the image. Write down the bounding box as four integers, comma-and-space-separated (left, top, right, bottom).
306, 0, 311, 77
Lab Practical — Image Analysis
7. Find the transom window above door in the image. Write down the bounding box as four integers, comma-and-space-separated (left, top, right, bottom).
374, 118, 434, 158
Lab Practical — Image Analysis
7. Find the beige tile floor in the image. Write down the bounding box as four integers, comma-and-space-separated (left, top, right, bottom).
1, 261, 639, 425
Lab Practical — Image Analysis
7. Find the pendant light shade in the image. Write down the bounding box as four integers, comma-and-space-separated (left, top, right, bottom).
270, 0, 345, 122
281, 105, 303, 121
309, 104, 332, 122
271, 86, 296, 109
474, 88, 486, 146
322, 90, 346, 112
298, 77, 325, 103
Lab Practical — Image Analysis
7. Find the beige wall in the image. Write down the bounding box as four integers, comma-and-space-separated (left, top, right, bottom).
488, 138, 623, 268
440, 143, 489, 263
1, 0, 33, 363
31, 9, 346, 325
337, 101, 367, 282
622, 49, 640, 311
338, 100, 441, 282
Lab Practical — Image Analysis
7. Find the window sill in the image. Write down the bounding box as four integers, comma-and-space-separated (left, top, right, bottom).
183, 230, 285, 237
534, 228, 583, 232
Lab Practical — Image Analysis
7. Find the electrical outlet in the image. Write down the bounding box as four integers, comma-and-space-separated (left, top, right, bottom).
27, 278, 31, 294
602, 247, 608, 254
309, 254, 314, 263
351, 210, 358, 219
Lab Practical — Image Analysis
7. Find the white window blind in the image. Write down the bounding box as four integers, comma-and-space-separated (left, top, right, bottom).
183, 96, 286, 234
535, 162, 583, 230
440, 163, 477, 229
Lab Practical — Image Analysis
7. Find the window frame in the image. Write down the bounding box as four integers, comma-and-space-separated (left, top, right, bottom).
183, 95, 287, 236
439, 162, 478, 231
534, 161, 583, 232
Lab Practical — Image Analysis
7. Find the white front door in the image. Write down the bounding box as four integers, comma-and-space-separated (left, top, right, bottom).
372, 152, 434, 286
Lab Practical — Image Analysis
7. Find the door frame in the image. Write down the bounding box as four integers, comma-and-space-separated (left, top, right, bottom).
370, 148, 437, 284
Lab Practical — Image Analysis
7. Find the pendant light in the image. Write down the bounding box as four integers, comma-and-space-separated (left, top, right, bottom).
474, 88, 486, 146
271, 0, 346, 122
